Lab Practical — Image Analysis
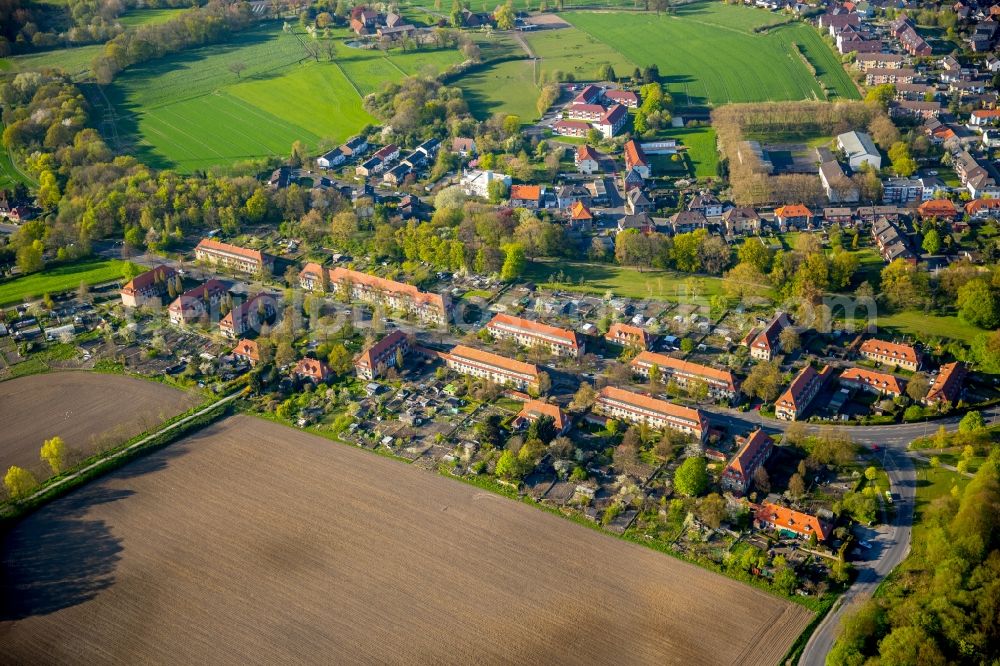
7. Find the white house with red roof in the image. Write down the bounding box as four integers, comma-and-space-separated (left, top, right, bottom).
594, 386, 707, 442
120, 264, 177, 308
354, 330, 410, 380
775, 365, 831, 421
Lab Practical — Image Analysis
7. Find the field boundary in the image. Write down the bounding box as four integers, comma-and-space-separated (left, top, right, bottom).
0, 389, 242, 525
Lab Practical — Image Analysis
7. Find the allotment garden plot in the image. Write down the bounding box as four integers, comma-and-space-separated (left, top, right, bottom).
0, 415, 812, 665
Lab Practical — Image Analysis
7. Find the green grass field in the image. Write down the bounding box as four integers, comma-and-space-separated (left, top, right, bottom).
523, 26, 636, 83
0, 135, 35, 189
0, 259, 137, 305
96, 23, 461, 172
3, 43, 104, 79
524, 260, 765, 302
461, 59, 540, 121
119, 8, 186, 27
566, 5, 858, 107
662, 125, 718, 179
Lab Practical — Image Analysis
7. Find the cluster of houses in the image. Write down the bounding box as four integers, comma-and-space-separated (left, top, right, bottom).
348, 5, 416, 42
553, 85, 637, 140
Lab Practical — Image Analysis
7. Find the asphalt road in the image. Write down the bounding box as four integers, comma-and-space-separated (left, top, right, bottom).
695, 405, 999, 666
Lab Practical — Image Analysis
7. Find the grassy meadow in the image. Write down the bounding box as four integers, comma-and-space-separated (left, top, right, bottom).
460, 59, 540, 122
0, 259, 137, 305
95, 23, 461, 172
523, 26, 636, 83
567, 5, 859, 107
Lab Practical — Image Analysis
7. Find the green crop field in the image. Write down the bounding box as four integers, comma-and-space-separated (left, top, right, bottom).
566, 5, 859, 107
460, 59, 540, 121
0, 259, 137, 305
523, 26, 635, 83
95, 23, 461, 172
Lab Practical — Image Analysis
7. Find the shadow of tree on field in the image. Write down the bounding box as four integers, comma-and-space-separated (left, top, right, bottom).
0, 487, 131, 620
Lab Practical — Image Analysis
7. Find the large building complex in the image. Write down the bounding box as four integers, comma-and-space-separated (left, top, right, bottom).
195, 239, 273, 275
300, 263, 451, 325
354, 330, 410, 380
858, 338, 921, 371
120, 265, 177, 308
220, 293, 275, 339
721, 429, 773, 495
775, 365, 831, 421
630, 351, 739, 401
485, 314, 583, 357
168, 280, 228, 326
594, 386, 707, 442
923, 361, 967, 406
444, 345, 540, 392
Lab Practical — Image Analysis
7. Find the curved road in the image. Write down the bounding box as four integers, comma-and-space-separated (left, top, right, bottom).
695, 404, 999, 665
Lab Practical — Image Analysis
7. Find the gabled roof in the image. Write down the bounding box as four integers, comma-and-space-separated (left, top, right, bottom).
510, 184, 542, 201
631, 350, 737, 391
925, 361, 967, 404
355, 329, 408, 371
604, 89, 638, 105
196, 238, 266, 264
752, 313, 787, 352
598, 104, 627, 125
624, 139, 648, 170
570, 201, 593, 220
122, 264, 177, 295
516, 399, 568, 431
605, 322, 650, 347
777, 365, 830, 411
447, 345, 540, 379
294, 358, 330, 381
597, 386, 706, 429
859, 338, 919, 365
577, 144, 600, 162
487, 313, 580, 348
726, 429, 772, 479
755, 502, 829, 540
840, 367, 904, 394
774, 204, 813, 219
965, 198, 1000, 215
232, 338, 259, 362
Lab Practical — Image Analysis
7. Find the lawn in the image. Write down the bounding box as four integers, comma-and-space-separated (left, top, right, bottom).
459, 59, 539, 122
875, 311, 984, 345
119, 8, 186, 27
911, 460, 969, 542
97, 23, 461, 172
0, 259, 138, 305
523, 26, 636, 83
4, 43, 105, 79
524, 260, 764, 302
661, 125, 718, 180
0, 134, 35, 189
566, 4, 858, 107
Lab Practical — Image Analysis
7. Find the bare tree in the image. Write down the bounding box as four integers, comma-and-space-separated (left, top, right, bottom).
228, 61, 247, 79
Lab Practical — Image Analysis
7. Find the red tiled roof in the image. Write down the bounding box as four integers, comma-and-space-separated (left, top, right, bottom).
326, 266, 448, 314
232, 339, 259, 362
570, 201, 593, 220
753, 314, 786, 353
774, 204, 813, 219
605, 322, 649, 347
597, 386, 706, 429
516, 399, 568, 431
604, 90, 639, 105
294, 358, 330, 381
122, 265, 177, 296
624, 139, 647, 170
576, 144, 600, 162
727, 429, 772, 478
510, 184, 542, 201
355, 329, 408, 371
554, 120, 591, 132
965, 198, 1000, 215
925, 361, 967, 404
487, 313, 579, 348
917, 199, 958, 218
196, 238, 266, 263
777, 365, 830, 411
972, 109, 1000, 119
755, 502, 828, 540
447, 345, 539, 379
631, 350, 737, 392
568, 103, 605, 115
840, 367, 905, 395
599, 104, 627, 125
859, 338, 920, 366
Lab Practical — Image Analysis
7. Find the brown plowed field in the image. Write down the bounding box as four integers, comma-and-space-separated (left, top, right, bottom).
0, 416, 812, 665
0, 372, 199, 479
